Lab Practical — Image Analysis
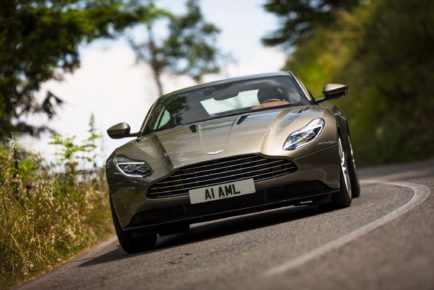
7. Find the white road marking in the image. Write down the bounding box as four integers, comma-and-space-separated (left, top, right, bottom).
263, 179, 431, 277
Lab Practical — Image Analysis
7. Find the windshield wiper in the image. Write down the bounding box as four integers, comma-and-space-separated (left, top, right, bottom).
237, 114, 249, 125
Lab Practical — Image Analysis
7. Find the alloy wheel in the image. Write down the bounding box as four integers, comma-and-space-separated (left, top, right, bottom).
338, 137, 352, 198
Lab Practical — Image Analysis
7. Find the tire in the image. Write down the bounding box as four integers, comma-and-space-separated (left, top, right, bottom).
330, 136, 352, 208
347, 136, 360, 198
110, 199, 157, 253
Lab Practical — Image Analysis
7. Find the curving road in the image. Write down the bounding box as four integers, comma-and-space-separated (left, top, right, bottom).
16, 161, 434, 290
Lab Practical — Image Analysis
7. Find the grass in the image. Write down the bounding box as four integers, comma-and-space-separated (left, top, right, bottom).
0, 144, 113, 289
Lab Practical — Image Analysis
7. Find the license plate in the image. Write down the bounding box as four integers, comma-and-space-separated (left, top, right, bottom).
189, 179, 256, 204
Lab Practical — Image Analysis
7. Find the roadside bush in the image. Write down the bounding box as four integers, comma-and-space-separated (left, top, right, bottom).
0, 133, 112, 288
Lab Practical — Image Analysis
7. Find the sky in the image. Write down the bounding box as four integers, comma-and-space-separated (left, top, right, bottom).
21, 0, 287, 164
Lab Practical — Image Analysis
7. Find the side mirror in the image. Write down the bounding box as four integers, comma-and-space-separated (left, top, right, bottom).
315, 83, 348, 104
107, 122, 139, 139
323, 83, 348, 98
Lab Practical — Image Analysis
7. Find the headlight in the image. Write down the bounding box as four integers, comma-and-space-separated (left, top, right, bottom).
114, 155, 153, 178
283, 118, 325, 150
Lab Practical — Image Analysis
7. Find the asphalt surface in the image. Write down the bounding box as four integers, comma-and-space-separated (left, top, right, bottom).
16, 161, 434, 290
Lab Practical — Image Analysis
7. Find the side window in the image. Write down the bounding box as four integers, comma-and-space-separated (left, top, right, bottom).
153, 109, 171, 130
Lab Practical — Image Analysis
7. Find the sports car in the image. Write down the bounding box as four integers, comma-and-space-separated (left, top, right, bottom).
106, 72, 360, 253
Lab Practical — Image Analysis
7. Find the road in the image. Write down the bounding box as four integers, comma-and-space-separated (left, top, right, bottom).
17, 161, 434, 290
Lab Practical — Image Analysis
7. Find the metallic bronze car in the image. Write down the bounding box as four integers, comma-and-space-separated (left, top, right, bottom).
106, 72, 360, 253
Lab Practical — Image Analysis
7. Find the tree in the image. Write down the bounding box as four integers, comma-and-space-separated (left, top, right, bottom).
129, 0, 224, 96
278, 0, 434, 164
262, 0, 359, 48
0, 0, 163, 139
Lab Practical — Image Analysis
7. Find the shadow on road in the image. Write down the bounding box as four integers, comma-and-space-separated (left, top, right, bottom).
78, 204, 330, 268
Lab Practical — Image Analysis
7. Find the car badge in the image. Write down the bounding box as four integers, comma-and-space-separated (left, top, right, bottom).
206, 150, 224, 155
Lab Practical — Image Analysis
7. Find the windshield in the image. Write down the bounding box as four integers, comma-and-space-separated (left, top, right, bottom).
143, 76, 309, 133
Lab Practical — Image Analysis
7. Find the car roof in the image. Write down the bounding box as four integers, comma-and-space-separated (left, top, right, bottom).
161, 71, 294, 98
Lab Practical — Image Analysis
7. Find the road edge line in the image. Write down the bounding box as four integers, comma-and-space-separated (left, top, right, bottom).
263, 179, 431, 277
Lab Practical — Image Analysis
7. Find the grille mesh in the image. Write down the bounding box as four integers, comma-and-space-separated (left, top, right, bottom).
148, 155, 297, 198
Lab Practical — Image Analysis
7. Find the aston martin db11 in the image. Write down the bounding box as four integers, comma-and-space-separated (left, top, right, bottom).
106, 72, 360, 253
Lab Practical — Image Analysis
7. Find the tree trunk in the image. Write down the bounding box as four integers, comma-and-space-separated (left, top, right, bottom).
147, 24, 164, 97
152, 65, 164, 97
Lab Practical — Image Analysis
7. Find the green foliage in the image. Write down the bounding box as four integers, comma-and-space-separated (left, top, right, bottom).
0, 144, 111, 289
49, 135, 95, 165
164, 0, 222, 82
0, 115, 110, 288
49, 131, 100, 174
276, 0, 434, 164
262, 0, 359, 48
0, 0, 161, 139
130, 0, 225, 95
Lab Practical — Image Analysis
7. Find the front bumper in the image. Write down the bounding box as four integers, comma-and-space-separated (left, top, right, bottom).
109, 144, 340, 229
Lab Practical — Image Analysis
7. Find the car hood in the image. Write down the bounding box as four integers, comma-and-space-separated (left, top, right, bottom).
114, 105, 336, 179
154, 107, 301, 164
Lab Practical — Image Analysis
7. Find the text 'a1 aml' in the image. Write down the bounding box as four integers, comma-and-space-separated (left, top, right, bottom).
205, 184, 241, 200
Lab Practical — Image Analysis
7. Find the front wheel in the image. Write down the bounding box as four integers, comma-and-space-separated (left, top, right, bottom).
347, 136, 360, 198
330, 136, 352, 208
110, 199, 157, 253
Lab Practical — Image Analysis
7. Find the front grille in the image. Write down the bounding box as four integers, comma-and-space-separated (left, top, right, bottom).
148, 154, 297, 198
